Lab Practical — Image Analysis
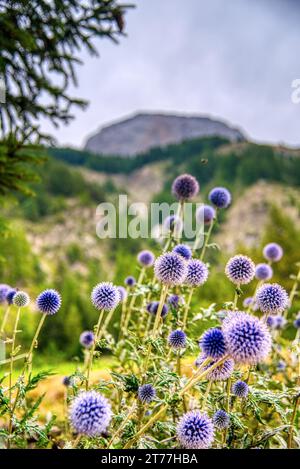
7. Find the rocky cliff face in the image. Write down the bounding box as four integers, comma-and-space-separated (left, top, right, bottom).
84, 112, 245, 156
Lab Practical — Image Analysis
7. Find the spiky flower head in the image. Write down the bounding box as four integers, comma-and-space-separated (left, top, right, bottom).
294, 314, 300, 329
124, 276, 136, 287
225, 255, 255, 285
256, 283, 289, 315
208, 187, 231, 209
154, 252, 188, 286
138, 384, 156, 404
266, 315, 275, 328
199, 328, 227, 359
13, 291, 30, 308
6, 288, 17, 305
36, 289, 61, 315
79, 331, 94, 348
263, 242, 283, 262
242, 297, 258, 311
91, 282, 120, 311
273, 315, 287, 330
146, 301, 169, 318
137, 250, 155, 267
69, 391, 112, 436
173, 244, 192, 260
168, 294, 184, 309
177, 411, 214, 449
172, 174, 199, 201
255, 263, 273, 281
163, 215, 183, 235
0, 284, 10, 303
213, 410, 230, 430
222, 311, 271, 365
232, 380, 249, 398
117, 286, 127, 302
196, 204, 216, 225
62, 376, 72, 387
195, 354, 234, 381
168, 330, 187, 349
186, 259, 209, 287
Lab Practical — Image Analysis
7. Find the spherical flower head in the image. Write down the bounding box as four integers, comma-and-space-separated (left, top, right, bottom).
69, 391, 112, 436
195, 353, 234, 381
266, 315, 275, 328
294, 316, 300, 329
36, 289, 61, 315
124, 276, 136, 287
117, 286, 127, 302
6, 288, 17, 305
209, 187, 231, 209
196, 204, 216, 225
213, 410, 230, 430
243, 297, 254, 308
277, 360, 286, 371
255, 263, 273, 281
0, 284, 10, 303
173, 244, 192, 260
225, 255, 255, 285
138, 384, 156, 404
256, 283, 289, 315
91, 282, 120, 311
168, 294, 184, 310
146, 301, 168, 318
273, 315, 287, 330
137, 250, 155, 267
154, 252, 188, 286
79, 331, 94, 348
62, 376, 72, 387
177, 411, 214, 449
186, 259, 209, 287
199, 328, 227, 359
163, 215, 183, 235
172, 174, 199, 201
13, 291, 30, 308
222, 311, 271, 365
263, 243, 283, 262
168, 330, 187, 349
232, 380, 249, 398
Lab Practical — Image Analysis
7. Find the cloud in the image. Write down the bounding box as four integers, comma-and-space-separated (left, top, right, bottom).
41, 0, 300, 147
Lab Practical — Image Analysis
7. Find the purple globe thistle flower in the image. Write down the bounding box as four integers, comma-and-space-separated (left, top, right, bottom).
168, 294, 184, 310
173, 244, 192, 260
225, 255, 255, 285
172, 174, 199, 201
168, 330, 187, 349
277, 360, 286, 372
177, 411, 214, 449
294, 316, 300, 329
79, 331, 94, 348
273, 315, 287, 330
138, 384, 156, 404
124, 276, 136, 287
6, 288, 17, 305
222, 311, 271, 365
13, 291, 30, 308
208, 187, 231, 209
62, 376, 72, 387
69, 391, 112, 436
163, 215, 183, 234
154, 252, 188, 286
117, 286, 127, 303
256, 283, 289, 315
255, 263, 273, 281
263, 243, 283, 263
186, 259, 209, 287
232, 380, 249, 398
266, 315, 275, 328
91, 282, 120, 311
0, 284, 10, 304
199, 328, 227, 359
242, 297, 258, 311
195, 354, 234, 381
146, 301, 169, 318
36, 289, 61, 315
213, 410, 230, 430
137, 250, 155, 267
196, 204, 216, 225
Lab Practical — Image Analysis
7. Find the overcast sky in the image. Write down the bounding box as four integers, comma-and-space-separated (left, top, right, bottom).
42, 0, 300, 148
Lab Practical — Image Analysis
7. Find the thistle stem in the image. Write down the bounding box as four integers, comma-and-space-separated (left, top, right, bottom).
0, 306, 11, 335
123, 267, 145, 332
108, 402, 137, 448
182, 288, 194, 331
284, 265, 300, 319
86, 309, 105, 390
199, 217, 216, 261
26, 314, 47, 376
7, 307, 21, 448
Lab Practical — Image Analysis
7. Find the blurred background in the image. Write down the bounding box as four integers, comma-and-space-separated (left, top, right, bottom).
0, 0, 299, 366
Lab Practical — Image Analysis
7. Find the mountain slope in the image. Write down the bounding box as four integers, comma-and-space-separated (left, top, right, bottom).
84, 112, 245, 156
